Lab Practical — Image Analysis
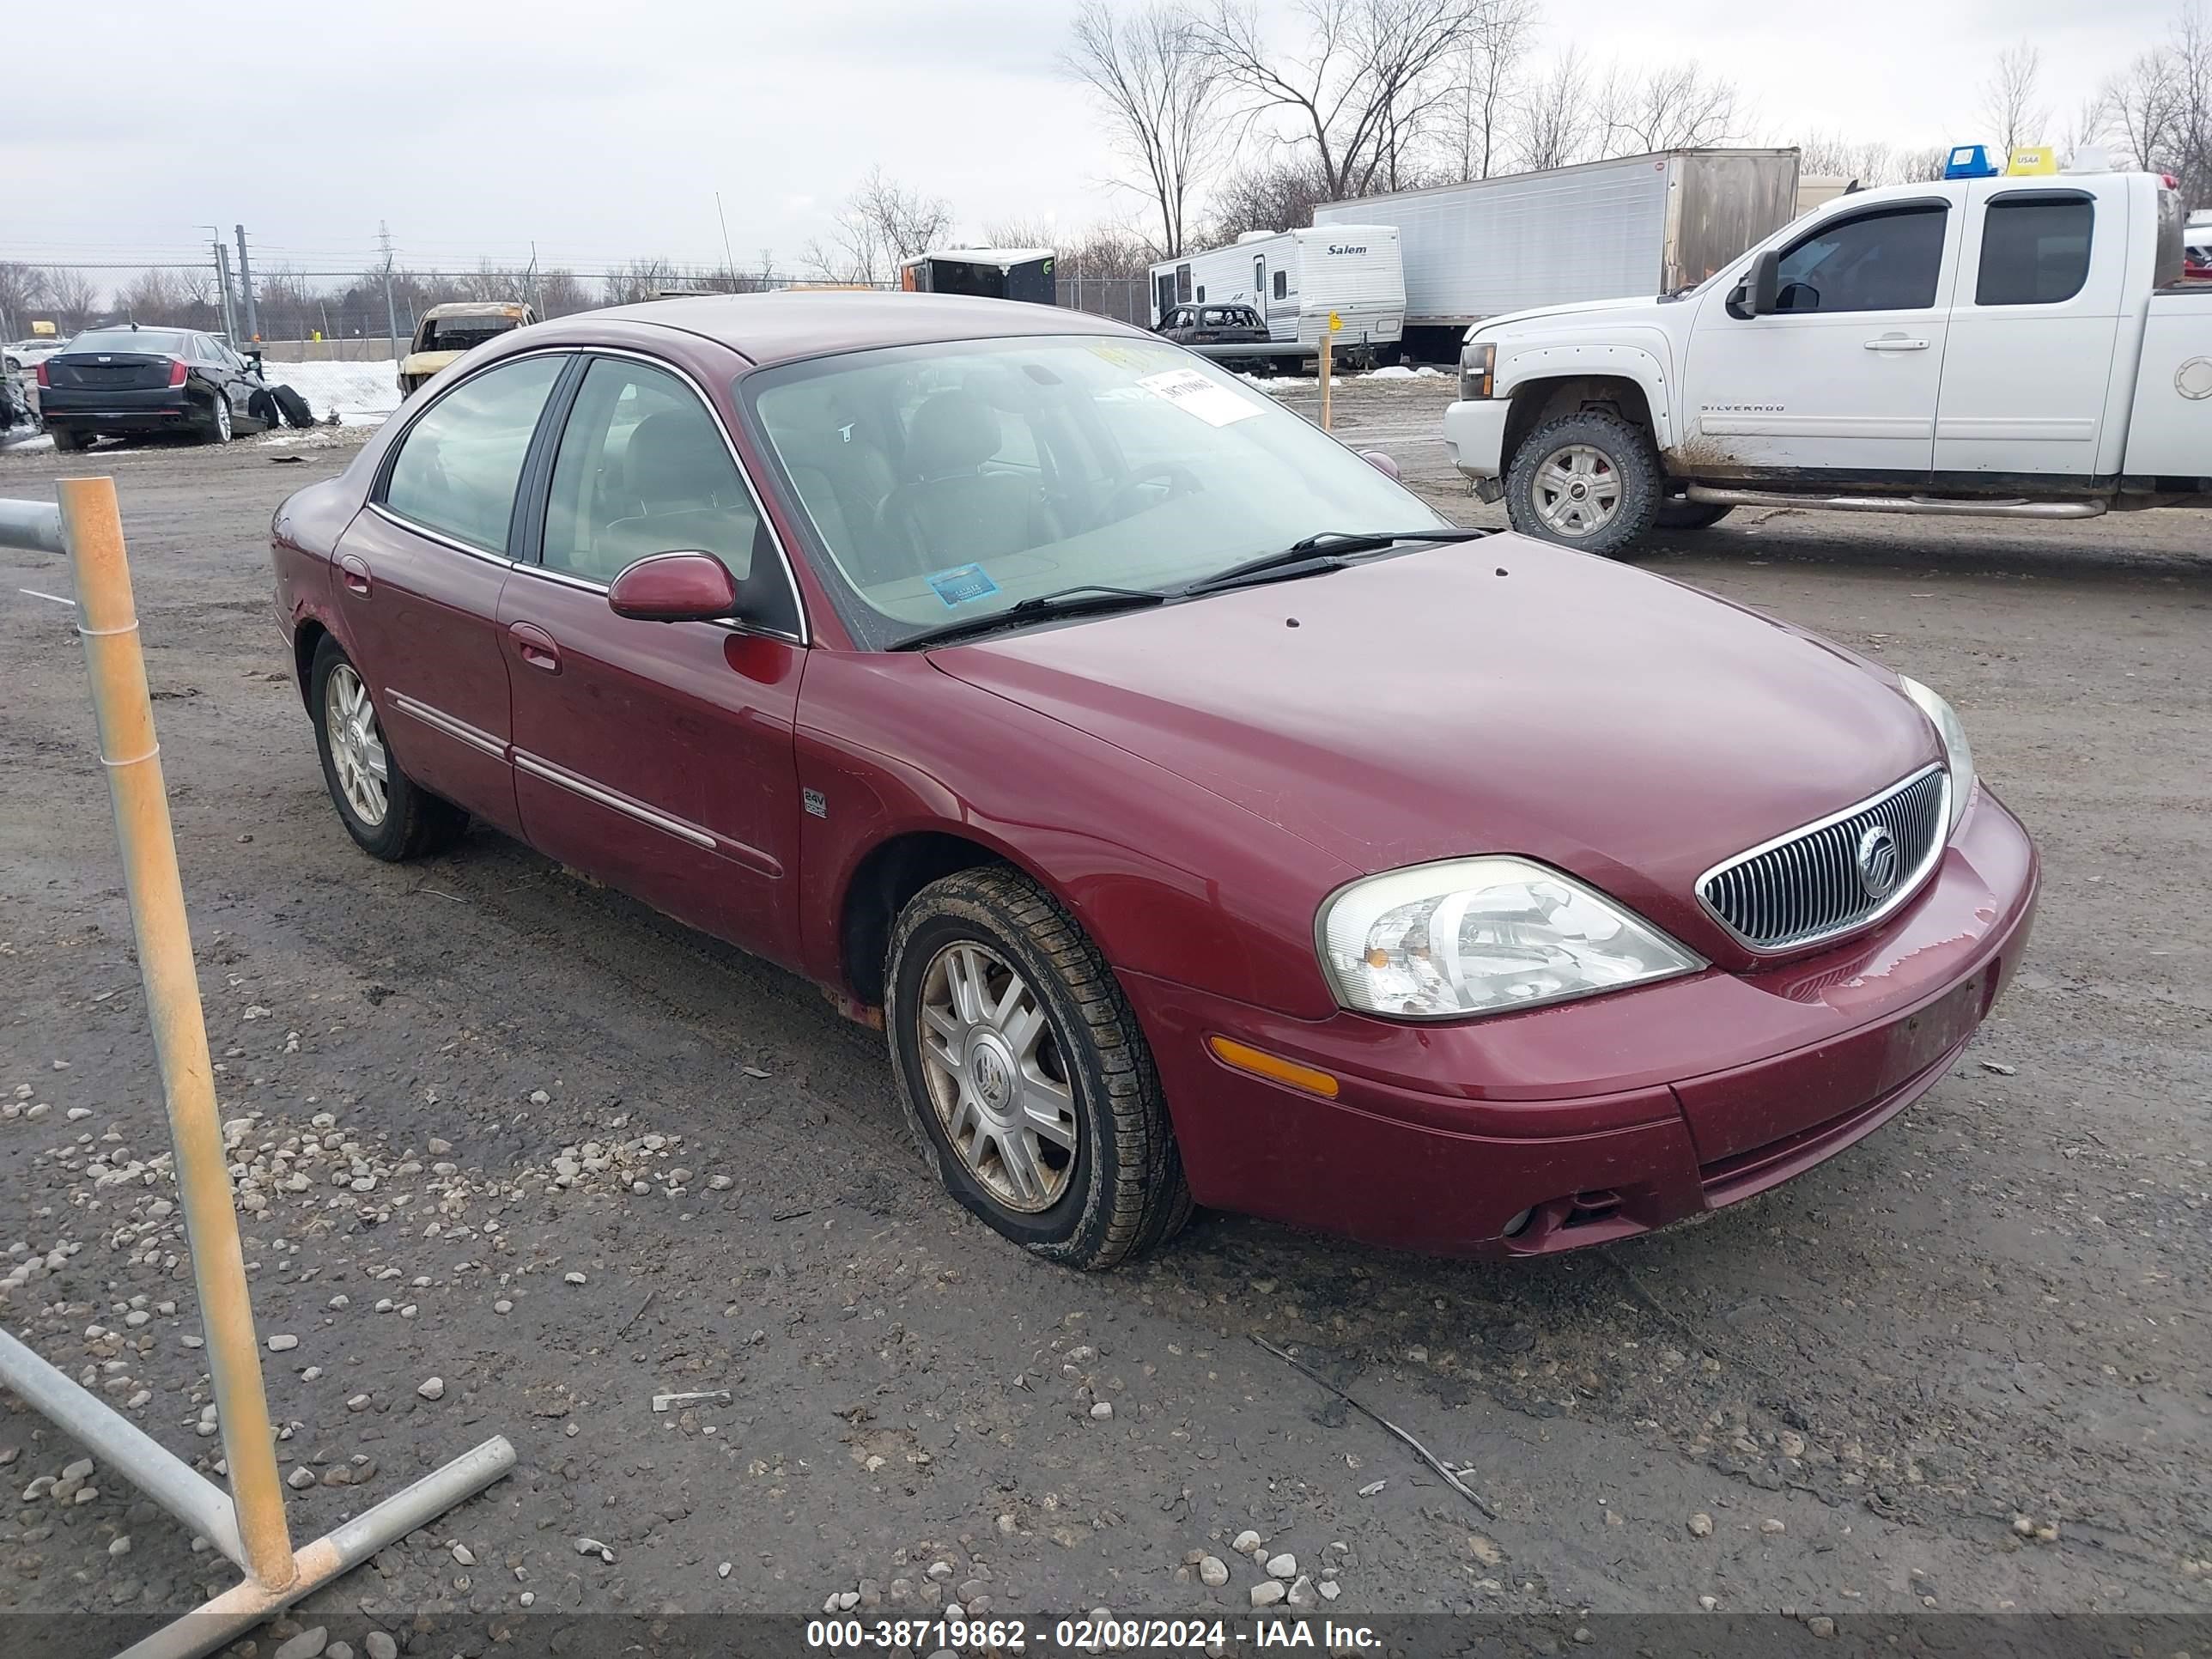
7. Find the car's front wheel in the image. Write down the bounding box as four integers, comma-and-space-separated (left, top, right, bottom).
886, 866, 1191, 1270
308, 635, 466, 861
1504, 410, 1662, 557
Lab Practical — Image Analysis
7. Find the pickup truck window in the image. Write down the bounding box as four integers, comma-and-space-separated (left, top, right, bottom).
1976, 193, 2093, 307
1776, 204, 1948, 314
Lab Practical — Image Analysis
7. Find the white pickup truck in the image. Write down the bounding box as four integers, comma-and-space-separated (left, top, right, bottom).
1443, 168, 2211, 556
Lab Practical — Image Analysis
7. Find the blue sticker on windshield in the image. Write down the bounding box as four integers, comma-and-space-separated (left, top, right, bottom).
926, 563, 1001, 608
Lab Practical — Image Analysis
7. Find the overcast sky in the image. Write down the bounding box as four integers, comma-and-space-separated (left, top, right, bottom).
3, 0, 2180, 277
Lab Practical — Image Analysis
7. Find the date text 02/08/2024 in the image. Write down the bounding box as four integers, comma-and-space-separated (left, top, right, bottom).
803, 1616, 1383, 1650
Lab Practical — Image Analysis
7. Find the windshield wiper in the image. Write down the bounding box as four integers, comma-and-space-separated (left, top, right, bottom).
1181, 527, 1488, 597
890, 585, 1166, 652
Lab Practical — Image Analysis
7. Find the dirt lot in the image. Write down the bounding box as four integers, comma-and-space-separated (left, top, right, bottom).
0, 382, 2208, 1656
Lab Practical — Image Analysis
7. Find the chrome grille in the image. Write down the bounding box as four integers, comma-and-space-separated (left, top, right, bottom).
1698, 766, 1949, 951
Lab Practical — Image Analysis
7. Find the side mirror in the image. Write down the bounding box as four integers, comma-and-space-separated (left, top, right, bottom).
1727, 249, 1782, 319
607, 550, 738, 623
1358, 449, 1401, 482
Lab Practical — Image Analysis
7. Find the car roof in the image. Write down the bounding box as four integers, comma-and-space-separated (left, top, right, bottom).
587, 290, 1147, 368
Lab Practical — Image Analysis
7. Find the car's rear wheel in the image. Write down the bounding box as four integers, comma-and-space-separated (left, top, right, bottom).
886, 866, 1191, 1270
1504, 410, 1662, 557
308, 635, 466, 861
204, 394, 232, 445
50, 427, 87, 453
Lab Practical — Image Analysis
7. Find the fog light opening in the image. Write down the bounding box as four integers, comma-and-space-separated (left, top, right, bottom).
1501, 1206, 1534, 1238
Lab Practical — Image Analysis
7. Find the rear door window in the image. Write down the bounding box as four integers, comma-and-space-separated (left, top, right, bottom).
381, 354, 565, 554
1975, 193, 2094, 306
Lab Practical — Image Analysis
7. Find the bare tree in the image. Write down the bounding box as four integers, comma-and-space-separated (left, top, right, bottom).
804, 169, 954, 284
1195, 0, 1488, 201
1596, 60, 1746, 155
41, 268, 99, 332
1895, 145, 1954, 184
1978, 40, 2049, 158
0, 263, 50, 336
1441, 0, 1535, 180
604, 258, 678, 306
1202, 159, 1336, 238
1509, 47, 1593, 172
1064, 1, 1223, 258
2100, 4, 2210, 206
1793, 131, 1894, 183
535, 269, 591, 316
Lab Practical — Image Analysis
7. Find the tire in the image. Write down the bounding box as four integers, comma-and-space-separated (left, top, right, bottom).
885, 866, 1191, 1271
1656, 499, 1734, 531
204, 392, 233, 445
50, 427, 88, 453
272, 385, 313, 428
308, 635, 467, 861
1503, 410, 1663, 558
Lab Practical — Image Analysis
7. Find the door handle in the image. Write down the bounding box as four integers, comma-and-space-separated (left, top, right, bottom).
1863, 337, 1930, 351
337, 554, 372, 597
507, 620, 561, 673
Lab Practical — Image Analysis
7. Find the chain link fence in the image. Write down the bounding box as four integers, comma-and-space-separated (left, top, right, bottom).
8, 256, 1162, 356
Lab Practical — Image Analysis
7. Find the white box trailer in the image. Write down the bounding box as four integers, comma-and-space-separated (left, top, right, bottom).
1148, 226, 1406, 364
1313, 149, 1801, 358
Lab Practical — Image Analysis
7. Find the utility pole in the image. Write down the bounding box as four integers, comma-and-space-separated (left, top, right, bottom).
234, 224, 260, 342
377, 222, 399, 360
212, 241, 239, 342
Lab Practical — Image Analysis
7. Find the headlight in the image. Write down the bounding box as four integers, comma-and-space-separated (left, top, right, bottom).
1459, 339, 1495, 401
1318, 857, 1703, 1020
1898, 676, 1975, 832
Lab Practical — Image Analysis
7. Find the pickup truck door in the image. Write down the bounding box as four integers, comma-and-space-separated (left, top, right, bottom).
1934, 184, 2118, 481
1681, 195, 1963, 477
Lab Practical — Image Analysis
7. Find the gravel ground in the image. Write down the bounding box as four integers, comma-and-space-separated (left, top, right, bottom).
0, 385, 2208, 1656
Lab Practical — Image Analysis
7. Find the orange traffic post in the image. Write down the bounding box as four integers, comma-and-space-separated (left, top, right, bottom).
56, 476, 299, 1592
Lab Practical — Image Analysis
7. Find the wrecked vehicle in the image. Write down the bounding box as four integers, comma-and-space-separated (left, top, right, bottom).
1444, 167, 2212, 555
396, 302, 536, 396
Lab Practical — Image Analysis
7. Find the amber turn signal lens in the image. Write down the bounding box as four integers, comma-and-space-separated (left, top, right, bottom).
1206, 1036, 1340, 1098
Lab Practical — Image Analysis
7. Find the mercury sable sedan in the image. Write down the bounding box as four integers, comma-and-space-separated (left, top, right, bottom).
270, 292, 2038, 1269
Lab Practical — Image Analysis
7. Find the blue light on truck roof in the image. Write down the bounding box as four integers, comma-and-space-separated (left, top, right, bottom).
1944, 144, 2002, 179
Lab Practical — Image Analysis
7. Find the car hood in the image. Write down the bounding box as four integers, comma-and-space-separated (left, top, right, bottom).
930, 535, 1940, 963
1468, 295, 1663, 338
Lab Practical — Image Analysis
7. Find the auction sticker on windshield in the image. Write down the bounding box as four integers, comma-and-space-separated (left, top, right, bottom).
926, 562, 1002, 607
1137, 369, 1261, 428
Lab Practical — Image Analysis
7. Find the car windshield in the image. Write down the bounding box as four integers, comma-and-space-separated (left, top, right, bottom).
64, 330, 190, 356
744, 334, 1445, 647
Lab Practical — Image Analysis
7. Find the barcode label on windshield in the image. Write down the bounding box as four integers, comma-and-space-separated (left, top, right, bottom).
1137, 370, 1261, 428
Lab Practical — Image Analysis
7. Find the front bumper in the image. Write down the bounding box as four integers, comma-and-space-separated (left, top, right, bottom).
1442, 397, 1508, 481
40, 388, 195, 432
1121, 786, 2039, 1258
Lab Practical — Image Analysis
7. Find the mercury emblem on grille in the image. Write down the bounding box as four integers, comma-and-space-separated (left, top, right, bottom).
1856, 823, 1901, 900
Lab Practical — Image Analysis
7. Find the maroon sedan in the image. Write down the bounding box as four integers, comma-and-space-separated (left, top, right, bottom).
270, 293, 2038, 1269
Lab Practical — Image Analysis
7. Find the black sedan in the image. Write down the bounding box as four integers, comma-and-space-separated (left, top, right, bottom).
36, 327, 283, 451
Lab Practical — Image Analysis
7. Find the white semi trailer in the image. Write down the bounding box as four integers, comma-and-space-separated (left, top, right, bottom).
1313, 149, 1802, 360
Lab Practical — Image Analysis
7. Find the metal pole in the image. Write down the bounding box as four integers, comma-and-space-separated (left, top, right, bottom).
112, 1436, 516, 1659
1320, 325, 1335, 431
212, 243, 239, 343
234, 226, 260, 342
56, 477, 296, 1593
0, 498, 64, 553
0, 1326, 248, 1569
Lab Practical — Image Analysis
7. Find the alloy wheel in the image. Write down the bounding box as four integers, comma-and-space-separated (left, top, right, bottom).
1531, 442, 1621, 538
324, 663, 389, 827
915, 940, 1078, 1212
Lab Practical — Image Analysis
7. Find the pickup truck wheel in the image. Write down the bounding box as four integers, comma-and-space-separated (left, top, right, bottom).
309, 635, 467, 861
886, 866, 1192, 1271
1656, 499, 1734, 531
1505, 410, 1662, 556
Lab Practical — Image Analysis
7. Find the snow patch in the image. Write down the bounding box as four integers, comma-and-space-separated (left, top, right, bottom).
258, 359, 401, 427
